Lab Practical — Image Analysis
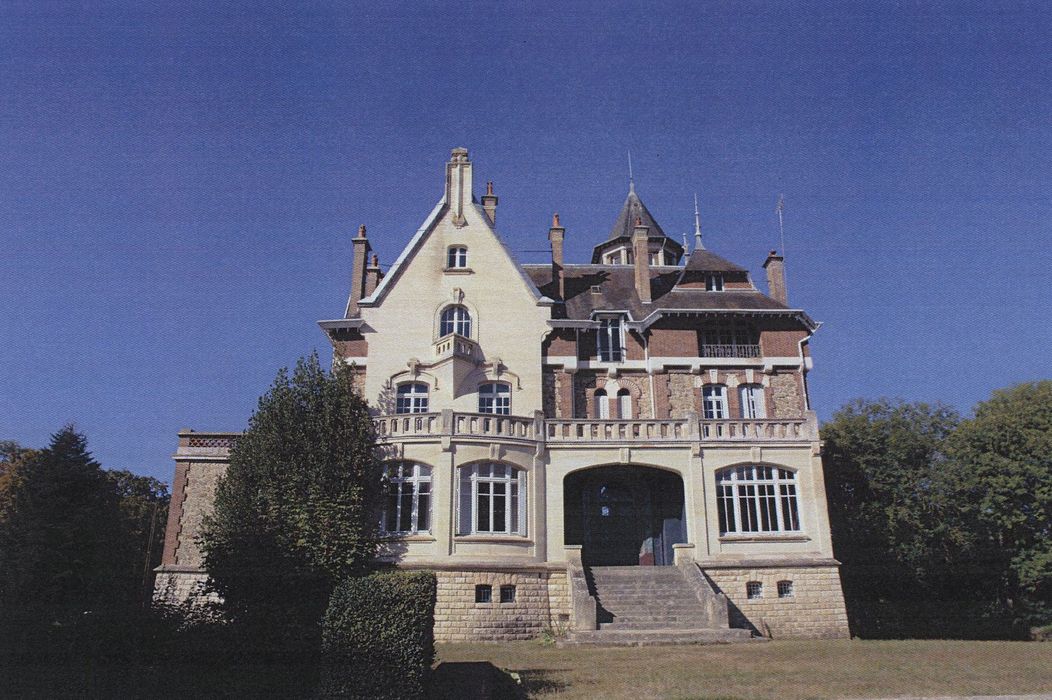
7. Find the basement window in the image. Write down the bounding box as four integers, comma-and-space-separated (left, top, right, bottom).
500, 585, 516, 603
778, 581, 794, 598
475, 585, 492, 604
746, 581, 763, 600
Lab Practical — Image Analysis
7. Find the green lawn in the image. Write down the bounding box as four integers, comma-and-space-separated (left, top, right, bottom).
431, 639, 1052, 700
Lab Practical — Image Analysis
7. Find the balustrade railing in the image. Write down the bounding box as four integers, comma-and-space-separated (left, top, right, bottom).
699, 343, 761, 358
372, 412, 813, 444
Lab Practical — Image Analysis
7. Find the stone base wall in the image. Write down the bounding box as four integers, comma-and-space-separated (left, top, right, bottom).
433, 569, 570, 642
153, 570, 219, 607
152, 567, 572, 643
704, 565, 849, 639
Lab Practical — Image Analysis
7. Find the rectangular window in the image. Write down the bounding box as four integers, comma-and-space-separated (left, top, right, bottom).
703, 385, 728, 419
447, 247, 467, 268
747, 581, 763, 599
478, 383, 511, 415
458, 464, 526, 536
597, 317, 623, 362
739, 384, 767, 419
706, 273, 724, 291
475, 585, 492, 603
500, 585, 516, 603
777, 581, 794, 598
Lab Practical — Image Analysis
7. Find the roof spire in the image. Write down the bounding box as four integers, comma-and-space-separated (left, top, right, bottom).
693, 192, 704, 250
627, 149, 635, 192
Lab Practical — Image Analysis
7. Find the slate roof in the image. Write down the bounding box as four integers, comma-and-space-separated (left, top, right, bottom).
522, 264, 812, 329
591, 186, 684, 263
680, 249, 748, 273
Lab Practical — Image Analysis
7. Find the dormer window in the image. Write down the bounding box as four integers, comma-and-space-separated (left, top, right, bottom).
447, 246, 468, 269
706, 273, 724, 291
596, 316, 624, 362
440, 305, 471, 338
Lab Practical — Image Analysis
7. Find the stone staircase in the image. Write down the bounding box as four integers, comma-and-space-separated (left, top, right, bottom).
558, 565, 755, 647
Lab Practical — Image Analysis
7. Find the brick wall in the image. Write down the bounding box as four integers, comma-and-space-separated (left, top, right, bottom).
704, 566, 849, 639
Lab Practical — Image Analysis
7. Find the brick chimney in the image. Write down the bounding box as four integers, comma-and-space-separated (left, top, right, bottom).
346, 224, 372, 317
481, 181, 498, 225
632, 215, 652, 303
364, 253, 382, 297
763, 250, 787, 304
548, 212, 565, 300
445, 147, 472, 228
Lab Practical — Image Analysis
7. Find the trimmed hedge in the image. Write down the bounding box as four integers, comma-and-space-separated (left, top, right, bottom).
321, 570, 437, 699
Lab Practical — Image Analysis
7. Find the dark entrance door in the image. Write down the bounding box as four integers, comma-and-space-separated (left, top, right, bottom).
564, 466, 686, 567
582, 479, 645, 566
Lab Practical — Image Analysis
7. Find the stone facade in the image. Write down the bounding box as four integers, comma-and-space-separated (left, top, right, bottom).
770, 372, 803, 419
428, 568, 570, 642
705, 565, 849, 639
171, 461, 225, 567
668, 372, 697, 417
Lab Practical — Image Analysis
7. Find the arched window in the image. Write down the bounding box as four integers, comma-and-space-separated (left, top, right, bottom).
716, 465, 800, 535
594, 388, 609, 419
617, 388, 632, 419
739, 384, 767, 419
447, 246, 468, 269
440, 305, 471, 338
478, 382, 511, 415
702, 384, 728, 419
383, 462, 432, 534
396, 382, 429, 414
457, 463, 526, 536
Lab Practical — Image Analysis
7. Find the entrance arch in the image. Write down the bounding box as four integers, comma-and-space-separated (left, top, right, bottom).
564, 466, 686, 566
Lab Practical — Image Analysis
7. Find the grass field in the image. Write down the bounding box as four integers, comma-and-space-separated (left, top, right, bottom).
431, 639, 1052, 699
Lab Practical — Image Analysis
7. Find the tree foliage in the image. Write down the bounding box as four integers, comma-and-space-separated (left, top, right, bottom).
944, 381, 1052, 622
824, 385, 1052, 637
106, 470, 170, 604
0, 427, 126, 620
201, 353, 382, 631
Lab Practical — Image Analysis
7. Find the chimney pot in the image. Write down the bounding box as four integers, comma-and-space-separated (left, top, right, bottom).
548, 214, 566, 300
357, 224, 367, 238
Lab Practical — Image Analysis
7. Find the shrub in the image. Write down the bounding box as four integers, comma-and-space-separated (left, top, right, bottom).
321, 570, 437, 699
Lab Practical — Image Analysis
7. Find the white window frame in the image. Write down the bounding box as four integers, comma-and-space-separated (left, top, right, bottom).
702, 384, 728, 419
478, 382, 511, 415
706, 273, 724, 291
440, 305, 471, 338
457, 463, 526, 536
382, 462, 432, 534
616, 389, 632, 419
447, 246, 468, 269
395, 382, 429, 414
747, 581, 763, 599
594, 389, 610, 419
596, 316, 624, 362
739, 384, 767, 419
716, 465, 802, 535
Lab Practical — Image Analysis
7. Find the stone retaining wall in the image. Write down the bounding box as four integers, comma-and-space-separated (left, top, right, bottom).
704, 565, 849, 639
432, 569, 570, 642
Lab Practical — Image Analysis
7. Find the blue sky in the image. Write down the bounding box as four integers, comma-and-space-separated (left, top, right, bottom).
2, 1, 1050, 484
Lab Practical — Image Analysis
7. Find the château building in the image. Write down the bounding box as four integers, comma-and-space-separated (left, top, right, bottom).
156, 148, 849, 644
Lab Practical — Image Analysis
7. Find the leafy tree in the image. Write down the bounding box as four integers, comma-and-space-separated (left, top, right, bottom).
944, 381, 1052, 625
0, 427, 125, 621
106, 470, 169, 605
201, 353, 383, 635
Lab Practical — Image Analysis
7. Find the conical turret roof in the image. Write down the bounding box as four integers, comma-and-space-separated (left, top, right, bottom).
591, 185, 683, 263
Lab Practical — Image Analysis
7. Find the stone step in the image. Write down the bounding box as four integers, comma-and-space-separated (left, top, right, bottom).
557, 628, 756, 648
601, 619, 716, 630
597, 594, 701, 604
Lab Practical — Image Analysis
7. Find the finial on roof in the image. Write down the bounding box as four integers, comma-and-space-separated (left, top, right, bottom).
628, 149, 635, 192
357, 224, 367, 239
552, 212, 561, 228
682, 233, 689, 252
693, 193, 704, 250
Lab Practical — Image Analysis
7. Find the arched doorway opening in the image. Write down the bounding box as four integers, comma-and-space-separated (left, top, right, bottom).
564, 466, 686, 566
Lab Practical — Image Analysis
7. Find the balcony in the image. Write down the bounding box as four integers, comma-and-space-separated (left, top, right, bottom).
373, 412, 817, 446
432, 333, 481, 362
699, 343, 761, 359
